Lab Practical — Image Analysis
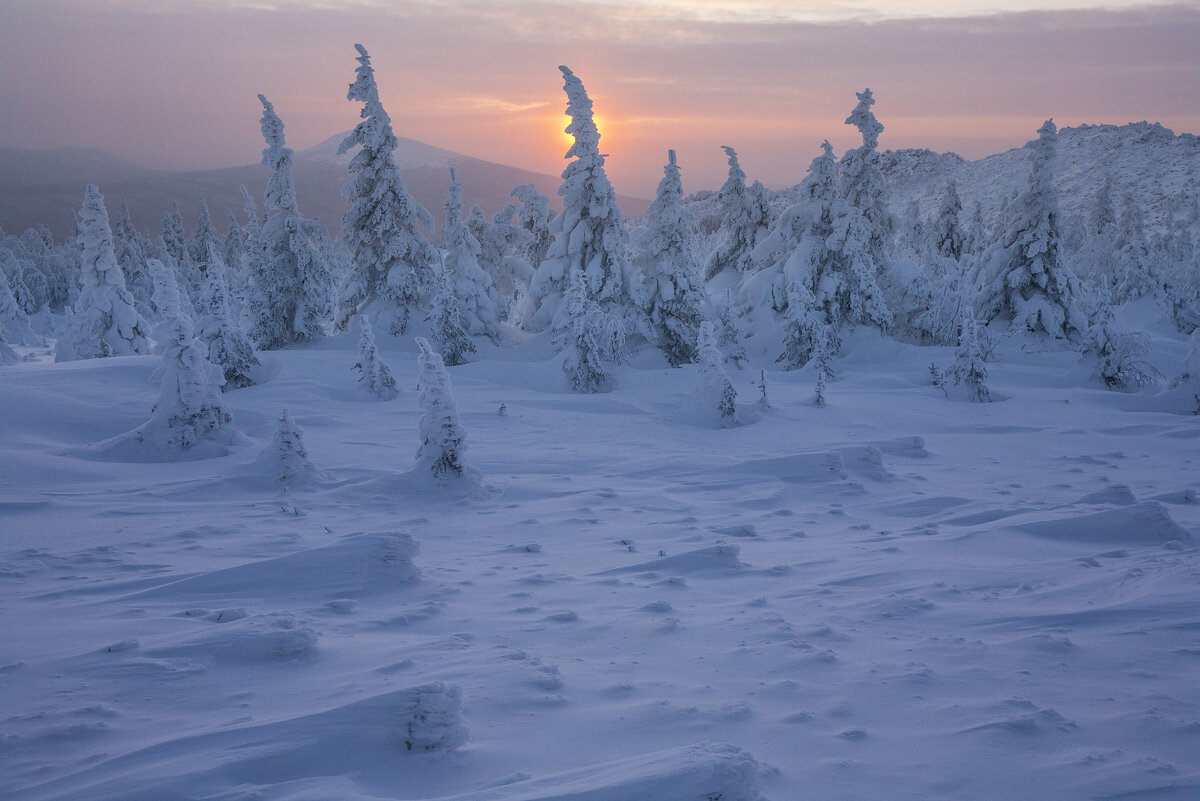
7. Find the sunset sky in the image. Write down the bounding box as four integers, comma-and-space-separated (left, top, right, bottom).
1, 0, 1197, 197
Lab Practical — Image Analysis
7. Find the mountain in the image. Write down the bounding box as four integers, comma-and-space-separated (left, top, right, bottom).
0, 135, 651, 239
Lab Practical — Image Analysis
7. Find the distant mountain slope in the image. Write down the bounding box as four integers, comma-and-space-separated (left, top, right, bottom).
881, 122, 1200, 231
0, 135, 651, 239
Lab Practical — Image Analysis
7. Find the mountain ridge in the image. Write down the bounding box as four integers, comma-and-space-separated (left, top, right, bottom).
0, 135, 651, 239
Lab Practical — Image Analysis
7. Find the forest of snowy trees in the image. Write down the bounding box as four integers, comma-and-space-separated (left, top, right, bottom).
3, 44, 1200, 445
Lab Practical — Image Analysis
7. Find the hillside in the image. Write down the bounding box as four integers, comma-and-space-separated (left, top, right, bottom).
880, 122, 1200, 231
0, 136, 651, 239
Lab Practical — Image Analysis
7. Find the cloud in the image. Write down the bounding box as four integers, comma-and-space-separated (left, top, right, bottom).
1, 1, 1197, 197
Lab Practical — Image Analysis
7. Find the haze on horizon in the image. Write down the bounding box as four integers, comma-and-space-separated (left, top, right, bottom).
1, 0, 1197, 198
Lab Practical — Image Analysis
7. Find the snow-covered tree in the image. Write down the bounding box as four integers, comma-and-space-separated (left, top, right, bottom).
704, 146, 772, 280
524, 66, 646, 342
0, 264, 40, 345
160, 201, 201, 306
439, 169, 499, 341
840, 90, 891, 262
637, 150, 707, 367
133, 254, 235, 452
353, 313, 398, 399
473, 203, 534, 321
556, 271, 624, 393
111, 198, 154, 315
756, 140, 889, 368
714, 288, 748, 368
1086, 301, 1160, 391
262, 409, 319, 483
974, 120, 1087, 340
337, 44, 439, 334
428, 271, 477, 367
0, 326, 17, 365
950, 312, 992, 402
929, 181, 965, 261
56, 185, 153, 362
415, 337, 473, 483
244, 94, 335, 349
812, 322, 835, 406
687, 320, 738, 425
510, 183, 556, 274
187, 200, 220, 266
0, 242, 39, 317
910, 255, 971, 346
1112, 190, 1159, 302
194, 240, 258, 389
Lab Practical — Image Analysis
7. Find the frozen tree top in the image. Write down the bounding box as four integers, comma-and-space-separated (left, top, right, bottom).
845, 88, 883, 150
559, 66, 601, 161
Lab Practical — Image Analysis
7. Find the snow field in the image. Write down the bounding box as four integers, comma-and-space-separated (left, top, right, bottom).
1, 327, 1198, 800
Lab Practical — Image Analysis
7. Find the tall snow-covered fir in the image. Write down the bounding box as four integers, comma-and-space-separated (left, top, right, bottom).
337, 44, 439, 335
524, 66, 646, 342
975, 119, 1087, 340
55, 185, 153, 362
133, 253, 236, 453
840, 88, 892, 269
353, 314, 399, 400
637, 150, 707, 367
415, 337, 473, 484
438, 168, 499, 342
704, 146, 772, 280
244, 94, 335, 349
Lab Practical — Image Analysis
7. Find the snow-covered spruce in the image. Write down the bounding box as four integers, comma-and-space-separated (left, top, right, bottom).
438, 168, 499, 342
129, 256, 236, 454
244, 94, 335, 349
812, 322, 836, 406
556, 271, 624, 393
468, 203, 533, 322
259, 409, 320, 484
684, 320, 738, 426
840, 88, 892, 269
414, 337, 475, 484
336, 45, 438, 334
714, 288, 748, 369
950, 312, 992, 402
524, 66, 646, 343
55, 185, 153, 362
638, 150, 708, 367
0, 262, 40, 346
191, 200, 258, 388
704, 145, 772, 280
0, 328, 16, 365
929, 180, 966, 261
747, 137, 888, 368
353, 314, 398, 400
974, 119, 1087, 340
160, 201, 197, 302
428, 270, 476, 368
510, 183, 556, 276
111, 197, 154, 317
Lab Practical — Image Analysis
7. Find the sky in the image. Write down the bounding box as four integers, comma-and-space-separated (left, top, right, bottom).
1, 0, 1198, 198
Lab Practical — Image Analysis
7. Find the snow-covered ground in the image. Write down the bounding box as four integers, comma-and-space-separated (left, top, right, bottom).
2, 319, 1198, 801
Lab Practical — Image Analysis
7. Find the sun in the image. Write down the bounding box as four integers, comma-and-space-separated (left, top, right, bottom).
555, 112, 612, 157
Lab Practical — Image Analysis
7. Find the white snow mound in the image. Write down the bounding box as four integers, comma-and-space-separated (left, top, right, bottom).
1014, 501, 1190, 544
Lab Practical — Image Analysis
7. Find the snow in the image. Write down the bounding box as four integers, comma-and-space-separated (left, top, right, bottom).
2, 322, 1198, 800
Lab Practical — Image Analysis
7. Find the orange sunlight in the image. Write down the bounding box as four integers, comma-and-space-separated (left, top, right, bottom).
555, 112, 614, 158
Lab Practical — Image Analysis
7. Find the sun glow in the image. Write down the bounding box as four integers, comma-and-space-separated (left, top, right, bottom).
556, 112, 614, 158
